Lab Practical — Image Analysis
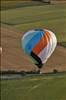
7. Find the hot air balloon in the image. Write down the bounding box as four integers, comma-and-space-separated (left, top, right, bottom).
22, 29, 57, 69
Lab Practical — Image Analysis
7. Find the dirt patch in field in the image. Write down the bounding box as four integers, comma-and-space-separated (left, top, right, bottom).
1, 25, 66, 73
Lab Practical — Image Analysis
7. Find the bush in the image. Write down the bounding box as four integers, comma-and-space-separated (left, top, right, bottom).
53, 69, 58, 73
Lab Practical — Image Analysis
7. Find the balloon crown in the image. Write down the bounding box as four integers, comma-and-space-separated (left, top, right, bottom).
35, 29, 44, 31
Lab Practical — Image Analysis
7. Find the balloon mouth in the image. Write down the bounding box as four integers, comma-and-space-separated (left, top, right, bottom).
30, 51, 43, 69
35, 64, 43, 69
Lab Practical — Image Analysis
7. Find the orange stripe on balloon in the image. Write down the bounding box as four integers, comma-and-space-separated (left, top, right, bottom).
45, 30, 51, 42
32, 31, 50, 55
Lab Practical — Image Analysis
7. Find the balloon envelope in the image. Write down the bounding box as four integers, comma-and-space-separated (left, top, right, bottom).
22, 29, 57, 68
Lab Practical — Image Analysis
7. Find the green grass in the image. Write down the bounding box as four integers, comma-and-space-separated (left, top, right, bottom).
1, 1, 44, 10
1, 74, 66, 100
1, 2, 66, 100
1, 3, 66, 43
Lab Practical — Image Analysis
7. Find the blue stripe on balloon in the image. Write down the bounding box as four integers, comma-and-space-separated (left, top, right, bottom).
23, 31, 35, 49
25, 31, 45, 54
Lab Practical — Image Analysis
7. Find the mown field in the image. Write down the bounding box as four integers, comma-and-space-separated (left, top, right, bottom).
1, 74, 66, 100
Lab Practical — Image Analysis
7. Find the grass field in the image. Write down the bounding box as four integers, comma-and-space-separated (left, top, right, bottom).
1, 2, 66, 71
1, 2, 66, 100
1, 2, 66, 43
1, 1, 44, 10
1, 74, 66, 100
